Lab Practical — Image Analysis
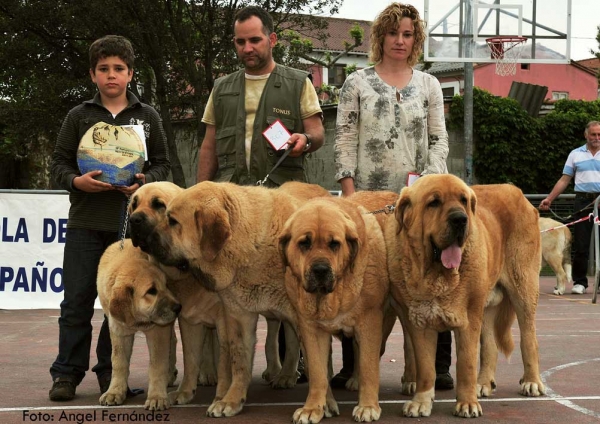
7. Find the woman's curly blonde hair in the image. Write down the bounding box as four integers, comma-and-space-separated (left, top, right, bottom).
369, 3, 426, 67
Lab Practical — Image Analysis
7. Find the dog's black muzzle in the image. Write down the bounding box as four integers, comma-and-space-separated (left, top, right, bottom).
446, 209, 468, 246
129, 212, 154, 251
305, 261, 335, 294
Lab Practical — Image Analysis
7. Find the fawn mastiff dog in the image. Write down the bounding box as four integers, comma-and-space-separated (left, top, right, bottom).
539, 217, 573, 295
386, 174, 544, 418
97, 240, 181, 411
145, 181, 330, 418
128, 181, 232, 406
278, 196, 389, 423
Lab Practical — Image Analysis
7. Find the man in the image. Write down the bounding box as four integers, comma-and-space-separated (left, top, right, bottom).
540, 121, 600, 295
197, 5, 324, 382
197, 5, 324, 186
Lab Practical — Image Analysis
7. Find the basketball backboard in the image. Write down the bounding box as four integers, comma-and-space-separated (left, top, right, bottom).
424, 0, 571, 64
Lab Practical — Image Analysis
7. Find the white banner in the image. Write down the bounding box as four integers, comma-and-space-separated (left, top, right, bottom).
0, 191, 101, 310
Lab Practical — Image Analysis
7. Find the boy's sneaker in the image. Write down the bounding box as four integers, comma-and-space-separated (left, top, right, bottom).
571, 284, 587, 294
49, 377, 76, 401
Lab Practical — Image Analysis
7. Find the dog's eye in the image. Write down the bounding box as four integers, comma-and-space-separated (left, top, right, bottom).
329, 240, 341, 251
168, 217, 178, 227
146, 287, 158, 296
460, 195, 468, 207
151, 198, 166, 210
131, 197, 138, 211
427, 198, 441, 208
298, 237, 312, 252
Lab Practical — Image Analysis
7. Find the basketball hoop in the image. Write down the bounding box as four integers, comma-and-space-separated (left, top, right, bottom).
485, 36, 527, 76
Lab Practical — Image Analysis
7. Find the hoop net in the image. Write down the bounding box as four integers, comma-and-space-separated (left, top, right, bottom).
485, 36, 527, 76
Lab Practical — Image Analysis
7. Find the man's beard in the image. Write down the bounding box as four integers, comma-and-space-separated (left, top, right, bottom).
241, 54, 268, 72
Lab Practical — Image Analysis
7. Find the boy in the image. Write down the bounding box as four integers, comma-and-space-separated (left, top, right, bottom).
49, 35, 170, 401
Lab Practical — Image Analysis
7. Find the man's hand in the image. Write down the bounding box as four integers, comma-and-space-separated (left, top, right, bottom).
73, 171, 114, 193
286, 133, 310, 158
539, 198, 551, 210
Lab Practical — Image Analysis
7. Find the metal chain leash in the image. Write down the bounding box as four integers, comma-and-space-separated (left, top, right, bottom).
119, 196, 133, 251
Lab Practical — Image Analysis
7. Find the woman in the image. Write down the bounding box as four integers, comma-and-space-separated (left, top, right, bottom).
332, 2, 453, 391
335, 2, 448, 195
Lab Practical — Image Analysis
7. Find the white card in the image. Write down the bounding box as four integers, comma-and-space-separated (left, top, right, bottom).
262, 119, 291, 151
122, 124, 147, 160
407, 172, 420, 187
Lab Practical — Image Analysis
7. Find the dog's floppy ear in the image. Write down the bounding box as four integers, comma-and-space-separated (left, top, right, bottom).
278, 227, 291, 268
342, 212, 361, 272
109, 283, 134, 326
346, 232, 360, 273
469, 187, 477, 215
395, 187, 412, 234
195, 206, 231, 262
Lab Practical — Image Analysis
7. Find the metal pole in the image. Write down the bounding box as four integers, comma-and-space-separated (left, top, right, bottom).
464, 0, 474, 185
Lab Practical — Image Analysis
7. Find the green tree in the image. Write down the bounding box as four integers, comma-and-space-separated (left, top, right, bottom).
0, 0, 343, 189
278, 22, 363, 69
595, 24, 600, 82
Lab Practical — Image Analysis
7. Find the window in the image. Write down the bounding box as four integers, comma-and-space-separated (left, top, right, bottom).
440, 81, 460, 100
552, 91, 569, 100
328, 65, 347, 87
520, 63, 530, 71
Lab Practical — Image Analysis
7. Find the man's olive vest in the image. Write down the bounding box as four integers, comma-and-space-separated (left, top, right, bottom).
212, 64, 309, 187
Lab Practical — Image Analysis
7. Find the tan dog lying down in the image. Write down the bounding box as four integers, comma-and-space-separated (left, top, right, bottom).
279, 196, 389, 423
97, 240, 181, 411
539, 217, 572, 295
386, 175, 545, 418
145, 181, 331, 418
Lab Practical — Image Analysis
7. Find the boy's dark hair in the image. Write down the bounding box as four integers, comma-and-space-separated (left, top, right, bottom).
234, 6, 274, 35
89, 35, 135, 71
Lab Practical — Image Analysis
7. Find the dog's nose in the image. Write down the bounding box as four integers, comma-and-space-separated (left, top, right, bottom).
129, 213, 144, 226
172, 303, 182, 315
448, 211, 467, 229
311, 263, 330, 279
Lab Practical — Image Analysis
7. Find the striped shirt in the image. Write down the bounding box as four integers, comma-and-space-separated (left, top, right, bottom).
563, 145, 600, 193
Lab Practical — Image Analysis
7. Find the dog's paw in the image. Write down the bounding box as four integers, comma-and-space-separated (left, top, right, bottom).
168, 389, 195, 405
476, 379, 496, 397
198, 372, 218, 386
402, 390, 434, 418
519, 380, 546, 397
168, 368, 178, 387
553, 286, 565, 295
261, 365, 282, 383
345, 376, 359, 391
401, 380, 416, 396
99, 390, 126, 406
352, 404, 381, 422
292, 406, 325, 424
453, 401, 483, 418
144, 395, 170, 411
270, 371, 298, 389
324, 396, 340, 418
206, 400, 244, 418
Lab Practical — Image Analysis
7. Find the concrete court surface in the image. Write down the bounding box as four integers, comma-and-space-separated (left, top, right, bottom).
0, 276, 599, 424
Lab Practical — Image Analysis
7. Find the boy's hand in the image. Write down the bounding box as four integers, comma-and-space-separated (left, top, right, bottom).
73, 171, 114, 193
114, 173, 146, 196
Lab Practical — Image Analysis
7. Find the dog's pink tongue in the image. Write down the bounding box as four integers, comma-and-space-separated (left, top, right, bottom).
441, 243, 462, 269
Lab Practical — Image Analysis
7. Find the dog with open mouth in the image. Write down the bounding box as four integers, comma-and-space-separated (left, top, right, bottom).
385, 174, 545, 418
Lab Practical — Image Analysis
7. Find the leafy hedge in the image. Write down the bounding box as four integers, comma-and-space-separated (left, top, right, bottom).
448, 88, 600, 193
